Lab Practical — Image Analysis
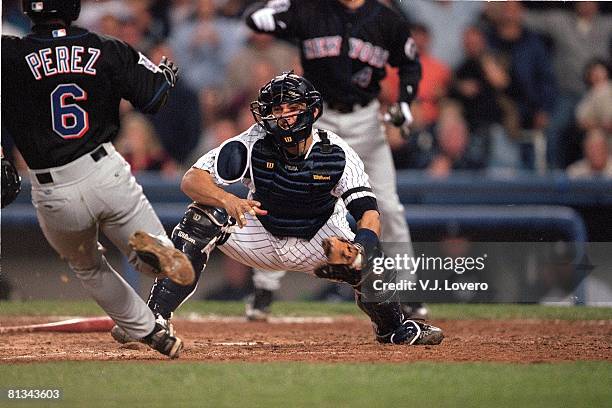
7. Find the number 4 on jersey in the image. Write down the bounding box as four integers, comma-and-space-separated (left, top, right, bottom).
50, 83, 89, 139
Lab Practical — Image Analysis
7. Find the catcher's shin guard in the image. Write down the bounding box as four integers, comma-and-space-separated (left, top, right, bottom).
355, 262, 418, 343
357, 293, 444, 345
355, 269, 405, 342
147, 203, 233, 318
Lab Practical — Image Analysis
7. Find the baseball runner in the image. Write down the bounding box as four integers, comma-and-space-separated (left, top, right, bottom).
244, 0, 426, 319
2, 0, 195, 358
111, 72, 443, 347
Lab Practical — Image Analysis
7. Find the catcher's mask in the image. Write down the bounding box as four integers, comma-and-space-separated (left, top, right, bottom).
250, 72, 322, 161
22, 0, 81, 25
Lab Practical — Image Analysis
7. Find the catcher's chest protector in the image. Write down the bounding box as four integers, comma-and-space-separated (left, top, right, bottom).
251, 136, 345, 240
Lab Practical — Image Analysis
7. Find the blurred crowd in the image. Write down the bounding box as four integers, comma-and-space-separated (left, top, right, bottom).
2, 0, 611, 179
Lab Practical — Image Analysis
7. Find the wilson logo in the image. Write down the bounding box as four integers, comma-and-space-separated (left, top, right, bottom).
266, 162, 275, 169
283, 136, 293, 143
313, 174, 331, 181
177, 231, 196, 244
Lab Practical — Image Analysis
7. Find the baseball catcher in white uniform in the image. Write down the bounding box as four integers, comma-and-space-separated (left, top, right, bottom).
111, 72, 443, 346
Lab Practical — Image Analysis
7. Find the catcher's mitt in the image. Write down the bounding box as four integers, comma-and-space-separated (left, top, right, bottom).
1, 157, 21, 208
314, 237, 364, 286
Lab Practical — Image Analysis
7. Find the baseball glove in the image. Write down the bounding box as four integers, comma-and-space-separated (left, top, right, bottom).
314, 237, 364, 286
1, 157, 21, 208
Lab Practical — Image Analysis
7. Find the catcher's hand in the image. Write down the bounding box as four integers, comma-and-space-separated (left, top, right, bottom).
1, 157, 21, 208
314, 237, 364, 286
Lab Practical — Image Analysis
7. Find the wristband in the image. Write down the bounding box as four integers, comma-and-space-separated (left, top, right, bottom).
354, 228, 379, 260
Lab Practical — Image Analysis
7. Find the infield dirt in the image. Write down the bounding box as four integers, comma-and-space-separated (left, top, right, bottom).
1, 316, 611, 363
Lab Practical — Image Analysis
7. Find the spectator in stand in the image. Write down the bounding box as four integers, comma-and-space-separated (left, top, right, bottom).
115, 113, 178, 177
110, 1, 158, 51
119, 13, 150, 50
223, 58, 280, 118
77, 0, 128, 31
218, 0, 251, 19
395, 0, 483, 69
98, 12, 122, 37
147, 41, 202, 167
486, 1, 558, 169
427, 101, 486, 178
166, 0, 195, 33
390, 99, 436, 170
170, 0, 248, 93
450, 25, 521, 169
576, 59, 612, 139
237, 104, 257, 131
566, 129, 612, 179
223, 31, 300, 113
410, 23, 451, 127
522, 1, 612, 168
78, 1, 160, 51
451, 26, 505, 133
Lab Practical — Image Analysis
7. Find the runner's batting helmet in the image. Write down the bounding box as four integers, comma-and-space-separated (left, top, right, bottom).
22, 0, 81, 24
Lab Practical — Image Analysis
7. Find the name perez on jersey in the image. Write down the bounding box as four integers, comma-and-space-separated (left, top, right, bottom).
25, 46, 101, 80
303, 36, 389, 69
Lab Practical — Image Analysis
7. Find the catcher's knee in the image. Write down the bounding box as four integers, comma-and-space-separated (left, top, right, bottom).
171, 203, 232, 273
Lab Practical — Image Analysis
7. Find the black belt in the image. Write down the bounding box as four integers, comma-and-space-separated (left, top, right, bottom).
36, 146, 109, 184
327, 100, 370, 114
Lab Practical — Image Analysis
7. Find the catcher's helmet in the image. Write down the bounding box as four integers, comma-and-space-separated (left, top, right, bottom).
22, 0, 81, 24
250, 72, 322, 157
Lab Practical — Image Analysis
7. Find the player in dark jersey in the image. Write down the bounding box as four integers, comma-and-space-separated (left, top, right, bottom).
244, 0, 427, 320
1, 0, 194, 358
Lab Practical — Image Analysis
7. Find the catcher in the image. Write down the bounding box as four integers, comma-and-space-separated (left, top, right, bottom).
112, 72, 443, 346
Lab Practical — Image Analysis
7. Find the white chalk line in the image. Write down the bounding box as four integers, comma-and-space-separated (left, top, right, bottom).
181, 313, 358, 324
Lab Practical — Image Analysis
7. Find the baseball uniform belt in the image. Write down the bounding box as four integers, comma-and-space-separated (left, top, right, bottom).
326, 100, 370, 114
33, 144, 110, 185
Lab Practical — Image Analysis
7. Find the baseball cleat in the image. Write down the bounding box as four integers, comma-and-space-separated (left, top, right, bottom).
111, 315, 175, 344
378, 320, 444, 345
245, 288, 273, 321
142, 321, 183, 359
401, 302, 429, 320
110, 324, 136, 344
129, 231, 195, 286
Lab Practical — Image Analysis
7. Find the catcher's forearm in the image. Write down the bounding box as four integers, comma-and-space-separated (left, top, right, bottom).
181, 167, 236, 208
356, 210, 381, 237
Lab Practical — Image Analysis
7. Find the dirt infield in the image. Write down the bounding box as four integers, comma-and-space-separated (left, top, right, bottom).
1, 316, 611, 363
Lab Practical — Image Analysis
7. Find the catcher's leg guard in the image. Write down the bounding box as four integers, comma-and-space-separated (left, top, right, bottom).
355, 267, 405, 342
356, 291, 443, 345
355, 264, 443, 345
147, 203, 233, 319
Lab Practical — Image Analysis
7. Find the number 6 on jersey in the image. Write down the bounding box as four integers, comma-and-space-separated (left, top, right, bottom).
50, 83, 89, 139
